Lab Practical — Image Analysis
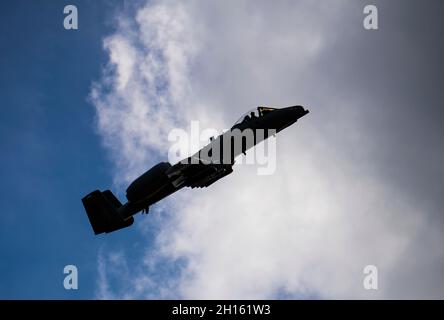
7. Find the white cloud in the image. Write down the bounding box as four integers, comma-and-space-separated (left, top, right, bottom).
91, 0, 443, 299
91, 1, 201, 184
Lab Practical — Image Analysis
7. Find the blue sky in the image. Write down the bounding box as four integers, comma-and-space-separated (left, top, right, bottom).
0, 0, 146, 299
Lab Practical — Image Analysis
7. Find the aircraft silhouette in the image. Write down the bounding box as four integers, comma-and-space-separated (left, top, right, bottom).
82, 106, 309, 234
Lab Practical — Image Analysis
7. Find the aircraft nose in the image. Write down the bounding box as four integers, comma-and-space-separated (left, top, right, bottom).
288, 105, 309, 118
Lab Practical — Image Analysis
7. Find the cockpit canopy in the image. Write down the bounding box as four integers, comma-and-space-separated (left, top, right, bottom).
234, 106, 276, 125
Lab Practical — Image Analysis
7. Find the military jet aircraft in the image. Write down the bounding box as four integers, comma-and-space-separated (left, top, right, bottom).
82, 105, 309, 234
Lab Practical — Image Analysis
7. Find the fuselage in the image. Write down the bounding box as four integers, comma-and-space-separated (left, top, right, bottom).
120, 106, 309, 218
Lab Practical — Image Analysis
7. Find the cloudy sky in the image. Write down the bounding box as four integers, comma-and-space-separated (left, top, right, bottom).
1, 0, 443, 299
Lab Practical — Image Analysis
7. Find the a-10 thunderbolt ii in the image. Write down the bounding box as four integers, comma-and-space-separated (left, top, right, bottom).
82, 105, 309, 235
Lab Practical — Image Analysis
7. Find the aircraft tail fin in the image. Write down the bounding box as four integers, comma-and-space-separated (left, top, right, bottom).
82, 190, 134, 235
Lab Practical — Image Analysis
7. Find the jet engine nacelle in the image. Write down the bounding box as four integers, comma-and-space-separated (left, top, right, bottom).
126, 162, 172, 202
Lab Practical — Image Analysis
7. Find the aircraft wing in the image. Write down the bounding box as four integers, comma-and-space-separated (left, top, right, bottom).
166, 160, 233, 189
